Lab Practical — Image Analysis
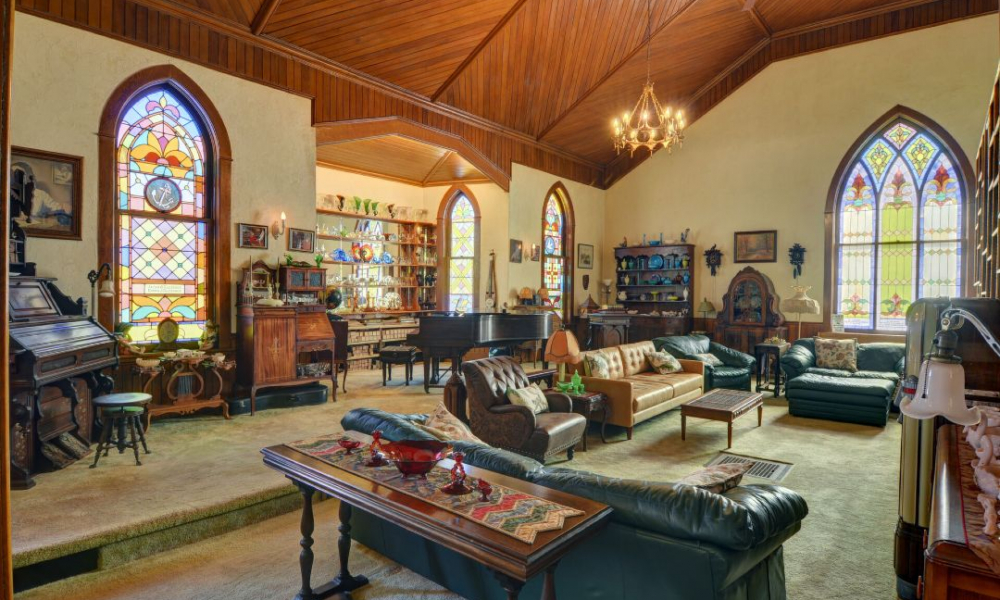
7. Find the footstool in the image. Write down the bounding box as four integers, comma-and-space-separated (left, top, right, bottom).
91, 392, 152, 468
379, 345, 420, 386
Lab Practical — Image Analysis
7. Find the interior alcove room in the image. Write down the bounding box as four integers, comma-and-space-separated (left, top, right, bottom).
1, 2, 1000, 600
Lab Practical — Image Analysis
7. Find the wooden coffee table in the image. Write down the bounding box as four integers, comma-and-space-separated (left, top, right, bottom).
681, 388, 764, 449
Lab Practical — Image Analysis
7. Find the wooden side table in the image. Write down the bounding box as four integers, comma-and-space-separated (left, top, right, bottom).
754, 342, 789, 397
560, 391, 608, 451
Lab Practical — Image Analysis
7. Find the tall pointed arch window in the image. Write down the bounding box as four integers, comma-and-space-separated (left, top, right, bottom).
439, 188, 480, 313
542, 185, 574, 321
115, 85, 213, 342
834, 117, 966, 332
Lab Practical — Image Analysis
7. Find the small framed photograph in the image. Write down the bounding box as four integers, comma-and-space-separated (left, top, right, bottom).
509, 239, 523, 263
530, 244, 541, 262
578, 243, 594, 269
734, 230, 777, 263
288, 228, 316, 253
237, 223, 269, 249
10, 147, 83, 240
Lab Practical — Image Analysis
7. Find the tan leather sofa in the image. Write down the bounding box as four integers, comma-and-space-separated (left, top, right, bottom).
568, 341, 704, 439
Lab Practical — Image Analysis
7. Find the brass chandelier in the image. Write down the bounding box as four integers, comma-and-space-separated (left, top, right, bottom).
612, 0, 685, 156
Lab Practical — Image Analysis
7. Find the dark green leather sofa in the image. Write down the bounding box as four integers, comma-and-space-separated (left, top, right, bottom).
780, 338, 905, 427
341, 408, 808, 600
653, 334, 756, 390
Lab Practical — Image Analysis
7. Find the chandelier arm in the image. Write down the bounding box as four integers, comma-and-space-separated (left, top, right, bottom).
940, 307, 1000, 359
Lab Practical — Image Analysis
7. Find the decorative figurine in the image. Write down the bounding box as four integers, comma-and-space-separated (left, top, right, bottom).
979, 494, 999, 535
680, 228, 690, 243
199, 319, 218, 350
387, 203, 396, 219
619, 236, 628, 248
704, 244, 723, 276
371, 201, 379, 216
442, 452, 472, 495
789, 243, 807, 279
477, 478, 493, 502
336, 195, 346, 211
314, 253, 324, 267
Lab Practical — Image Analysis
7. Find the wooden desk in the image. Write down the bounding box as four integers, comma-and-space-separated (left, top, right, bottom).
261, 443, 611, 600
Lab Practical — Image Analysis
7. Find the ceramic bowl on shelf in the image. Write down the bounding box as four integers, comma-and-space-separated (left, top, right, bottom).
648, 254, 665, 269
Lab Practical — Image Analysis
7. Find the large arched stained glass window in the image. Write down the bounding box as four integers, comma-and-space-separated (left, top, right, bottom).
446, 193, 477, 312
116, 86, 213, 342
835, 118, 964, 332
542, 188, 573, 321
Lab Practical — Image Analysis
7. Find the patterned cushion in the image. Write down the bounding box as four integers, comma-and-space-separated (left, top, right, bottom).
506, 384, 549, 414
693, 353, 724, 367
815, 337, 858, 372
416, 402, 483, 443
678, 462, 752, 494
585, 354, 611, 379
648, 350, 682, 374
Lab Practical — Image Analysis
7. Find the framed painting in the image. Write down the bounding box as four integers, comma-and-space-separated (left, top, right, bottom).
237, 223, 269, 249
734, 230, 777, 263
10, 147, 83, 240
509, 239, 523, 263
578, 243, 594, 269
288, 228, 315, 253
530, 244, 541, 262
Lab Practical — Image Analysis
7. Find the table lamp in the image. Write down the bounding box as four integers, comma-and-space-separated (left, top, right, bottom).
544, 328, 581, 383
899, 307, 1000, 425
698, 298, 716, 320
780, 285, 820, 340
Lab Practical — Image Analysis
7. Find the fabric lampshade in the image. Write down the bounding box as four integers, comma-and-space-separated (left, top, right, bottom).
697, 298, 716, 314
780, 286, 821, 316
544, 329, 581, 365
97, 279, 115, 298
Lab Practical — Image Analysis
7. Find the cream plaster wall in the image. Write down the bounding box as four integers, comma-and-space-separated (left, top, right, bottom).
316, 167, 426, 209
604, 15, 999, 324
10, 15, 316, 318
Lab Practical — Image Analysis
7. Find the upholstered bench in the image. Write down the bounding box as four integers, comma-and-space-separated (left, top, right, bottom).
378, 345, 420, 386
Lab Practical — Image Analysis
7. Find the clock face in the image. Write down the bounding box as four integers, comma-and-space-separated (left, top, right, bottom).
144, 177, 182, 213
157, 318, 180, 345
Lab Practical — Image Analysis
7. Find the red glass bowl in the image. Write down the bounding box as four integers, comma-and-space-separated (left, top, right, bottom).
382, 440, 450, 477
338, 439, 363, 454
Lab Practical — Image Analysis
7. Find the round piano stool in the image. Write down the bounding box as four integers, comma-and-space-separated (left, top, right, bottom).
90, 393, 152, 469
379, 346, 420, 386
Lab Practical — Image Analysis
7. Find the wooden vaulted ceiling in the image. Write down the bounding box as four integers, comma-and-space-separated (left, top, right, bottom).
18, 0, 998, 187
316, 135, 489, 187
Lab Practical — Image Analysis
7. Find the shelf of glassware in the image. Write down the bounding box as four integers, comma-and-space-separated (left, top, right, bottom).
315, 210, 438, 312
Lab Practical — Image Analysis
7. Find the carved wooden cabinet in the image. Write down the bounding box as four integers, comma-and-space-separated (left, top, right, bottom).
714, 267, 787, 354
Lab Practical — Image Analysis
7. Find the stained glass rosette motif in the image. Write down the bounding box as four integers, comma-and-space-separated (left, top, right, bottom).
448, 196, 475, 312
542, 195, 565, 310
836, 120, 962, 333
116, 87, 210, 342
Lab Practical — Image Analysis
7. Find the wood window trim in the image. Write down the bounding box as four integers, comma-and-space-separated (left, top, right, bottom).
824, 104, 974, 335
97, 65, 233, 349
437, 184, 482, 312
1, 0, 15, 596
542, 182, 575, 324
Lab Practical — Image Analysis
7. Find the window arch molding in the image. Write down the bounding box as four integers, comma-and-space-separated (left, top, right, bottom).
824, 105, 973, 333
98, 65, 233, 348
437, 184, 482, 312
541, 182, 575, 322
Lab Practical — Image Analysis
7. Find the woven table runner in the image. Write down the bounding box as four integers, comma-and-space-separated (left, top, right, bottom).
287, 435, 584, 544
956, 430, 1000, 575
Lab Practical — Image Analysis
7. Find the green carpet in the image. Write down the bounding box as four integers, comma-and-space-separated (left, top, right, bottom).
14, 369, 901, 599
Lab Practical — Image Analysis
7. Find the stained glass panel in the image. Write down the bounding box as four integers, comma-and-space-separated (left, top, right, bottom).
863, 139, 895, 186
837, 244, 875, 330
879, 159, 917, 243
876, 243, 916, 332
542, 194, 566, 311
884, 122, 916, 149
839, 165, 876, 245
448, 194, 477, 312
921, 155, 961, 242
903, 134, 939, 183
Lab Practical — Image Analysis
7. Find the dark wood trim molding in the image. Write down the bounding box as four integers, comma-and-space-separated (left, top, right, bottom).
542, 182, 575, 323
822, 104, 975, 333
1, 0, 14, 596
437, 184, 482, 312
250, 0, 282, 35
97, 65, 233, 347
316, 117, 512, 191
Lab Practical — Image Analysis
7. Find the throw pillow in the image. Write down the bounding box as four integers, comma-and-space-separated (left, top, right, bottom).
416, 402, 483, 444
815, 337, 858, 372
648, 350, 682, 374
506, 384, 549, 414
678, 462, 753, 494
585, 353, 611, 379
693, 353, 724, 367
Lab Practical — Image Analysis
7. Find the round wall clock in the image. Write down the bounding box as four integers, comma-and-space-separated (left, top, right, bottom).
157, 318, 180, 345
144, 177, 182, 213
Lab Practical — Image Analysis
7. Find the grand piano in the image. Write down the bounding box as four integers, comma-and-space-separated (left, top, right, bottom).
406, 312, 554, 393
9, 276, 118, 489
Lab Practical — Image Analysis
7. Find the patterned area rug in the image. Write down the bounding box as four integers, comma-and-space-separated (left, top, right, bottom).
287, 435, 583, 544
705, 451, 794, 483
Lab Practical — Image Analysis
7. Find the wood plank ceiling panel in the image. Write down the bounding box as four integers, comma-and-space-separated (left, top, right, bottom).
264, 0, 521, 97
542, 0, 763, 162
436, 0, 690, 137
755, 0, 923, 34
425, 151, 488, 184
317, 135, 450, 184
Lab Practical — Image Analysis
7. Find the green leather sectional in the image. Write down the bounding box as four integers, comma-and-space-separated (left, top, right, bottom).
780, 338, 905, 427
653, 334, 756, 391
342, 408, 808, 600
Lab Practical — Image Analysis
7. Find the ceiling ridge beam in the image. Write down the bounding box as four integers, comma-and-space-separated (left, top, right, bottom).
423, 150, 454, 185
430, 0, 530, 102
737, 0, 771, 37
534, 0, 701, 142
251, 0, 283, 35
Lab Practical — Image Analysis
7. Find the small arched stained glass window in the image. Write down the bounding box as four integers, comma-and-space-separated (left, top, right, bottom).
835, 119, 963, 332
542, 194, 566, 313
448, 194, 477, 312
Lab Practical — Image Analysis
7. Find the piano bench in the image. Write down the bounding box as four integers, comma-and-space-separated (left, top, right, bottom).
91, 393, 152, 469
379, 346, 421, 386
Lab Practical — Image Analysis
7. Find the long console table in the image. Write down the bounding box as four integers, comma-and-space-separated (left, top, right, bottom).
261, 440, 610, 600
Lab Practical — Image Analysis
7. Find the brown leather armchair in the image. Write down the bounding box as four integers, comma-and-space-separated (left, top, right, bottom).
461, 357, 586, 462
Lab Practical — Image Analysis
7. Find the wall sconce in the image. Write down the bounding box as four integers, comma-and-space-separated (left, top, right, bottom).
899, 307, 1000, 425
87, 262, 114, 318
272, 211, 286, 240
